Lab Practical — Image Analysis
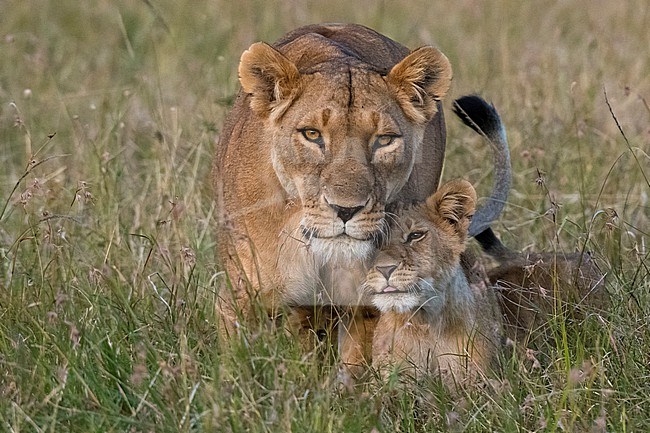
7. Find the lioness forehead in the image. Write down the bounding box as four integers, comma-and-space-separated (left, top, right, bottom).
292, 69, 406, 132
303, 67, 394, 104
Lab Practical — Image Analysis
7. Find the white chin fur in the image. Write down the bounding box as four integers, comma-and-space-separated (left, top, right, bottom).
310, 236, 374, 265
371, 278, 442, 313
371, 294, 420, 313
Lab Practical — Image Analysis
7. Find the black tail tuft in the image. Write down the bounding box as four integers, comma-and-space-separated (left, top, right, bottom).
452, 95, 501, 136
473, 227, 514, 260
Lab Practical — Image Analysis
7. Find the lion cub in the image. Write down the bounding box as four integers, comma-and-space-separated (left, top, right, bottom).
364, 180, 503, 384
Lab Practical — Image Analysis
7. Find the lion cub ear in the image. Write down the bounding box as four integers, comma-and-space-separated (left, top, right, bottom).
386, 47, 452, 124
238, 42, 302, 120
426, 179, 477, 239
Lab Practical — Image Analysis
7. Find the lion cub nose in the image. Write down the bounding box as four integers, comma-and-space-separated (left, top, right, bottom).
375, 265, 397, 280
329, 204, 364, 223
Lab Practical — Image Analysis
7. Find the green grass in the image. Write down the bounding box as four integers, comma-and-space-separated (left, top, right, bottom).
1, 0, 649, 431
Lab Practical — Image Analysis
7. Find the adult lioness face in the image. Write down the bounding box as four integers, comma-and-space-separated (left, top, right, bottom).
239, 42, 452, 262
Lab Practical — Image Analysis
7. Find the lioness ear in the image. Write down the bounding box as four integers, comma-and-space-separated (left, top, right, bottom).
426, 179, 476, 238
238, 42, 302, 120
387, 47, 452, 124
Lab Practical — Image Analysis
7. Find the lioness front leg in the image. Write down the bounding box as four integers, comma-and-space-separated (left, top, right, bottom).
285, 306, 338, 352
337, 308, 378, 380
215, 269, 262, 338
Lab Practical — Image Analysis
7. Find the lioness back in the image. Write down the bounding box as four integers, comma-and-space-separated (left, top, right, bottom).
475, 227, 608, 343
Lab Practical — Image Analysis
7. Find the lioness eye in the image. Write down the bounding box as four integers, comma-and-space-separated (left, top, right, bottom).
373, 134, 399, 150
299, 128, 324, 147
406, 231, 427, 243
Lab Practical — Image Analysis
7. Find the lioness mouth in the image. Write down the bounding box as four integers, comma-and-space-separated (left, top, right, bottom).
300, 226, 375, 242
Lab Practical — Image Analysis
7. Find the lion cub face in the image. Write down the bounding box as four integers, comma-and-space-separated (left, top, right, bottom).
237, 40, 452, 262
364, 180, 477, 313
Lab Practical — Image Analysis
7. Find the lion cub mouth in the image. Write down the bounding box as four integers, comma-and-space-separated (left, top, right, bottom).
379, 286, 405, 294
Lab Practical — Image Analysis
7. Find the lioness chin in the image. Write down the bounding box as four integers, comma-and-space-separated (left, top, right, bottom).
364, 180, 503, 386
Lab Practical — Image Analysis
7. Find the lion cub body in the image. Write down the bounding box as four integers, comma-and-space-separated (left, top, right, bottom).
364, 180, 503, 384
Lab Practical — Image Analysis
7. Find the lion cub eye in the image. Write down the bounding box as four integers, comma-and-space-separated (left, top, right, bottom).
299, 128, 324, 147
373, 134, 400, 151
405, 231, 427, 243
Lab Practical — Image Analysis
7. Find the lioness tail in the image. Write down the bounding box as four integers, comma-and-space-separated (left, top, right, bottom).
473, 226, 517, 261
452, 95, 511, 238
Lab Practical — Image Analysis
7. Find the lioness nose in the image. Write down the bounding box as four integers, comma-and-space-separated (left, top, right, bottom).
375, 265, 397, 280
330, 204, 364, 223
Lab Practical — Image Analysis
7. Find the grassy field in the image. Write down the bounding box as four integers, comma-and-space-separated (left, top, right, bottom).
1, 0, 649, 431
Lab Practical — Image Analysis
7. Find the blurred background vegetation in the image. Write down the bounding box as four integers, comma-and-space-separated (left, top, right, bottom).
1, 0, 648, 431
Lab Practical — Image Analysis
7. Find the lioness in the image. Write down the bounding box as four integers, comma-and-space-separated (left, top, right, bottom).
365, 180, 503, 385
212, 24, 453, 363
475, 228, 608, 343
